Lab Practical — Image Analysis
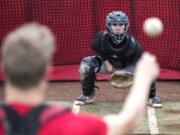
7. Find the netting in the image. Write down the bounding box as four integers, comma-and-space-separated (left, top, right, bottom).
0, 0, 180, 70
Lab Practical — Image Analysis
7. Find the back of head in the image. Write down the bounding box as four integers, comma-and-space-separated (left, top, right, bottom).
2, 23, 55, 89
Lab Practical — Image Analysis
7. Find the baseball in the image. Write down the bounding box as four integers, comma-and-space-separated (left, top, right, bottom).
143, 17, 163, 37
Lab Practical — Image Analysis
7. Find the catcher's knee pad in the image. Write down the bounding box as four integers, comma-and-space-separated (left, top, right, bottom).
80, 63, 91, 75
79, 56, 102, 75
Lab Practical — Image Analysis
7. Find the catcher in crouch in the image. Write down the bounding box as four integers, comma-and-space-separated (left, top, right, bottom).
75, 11, 162, 108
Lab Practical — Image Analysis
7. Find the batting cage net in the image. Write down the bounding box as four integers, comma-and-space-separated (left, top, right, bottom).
0, 0, 180, 70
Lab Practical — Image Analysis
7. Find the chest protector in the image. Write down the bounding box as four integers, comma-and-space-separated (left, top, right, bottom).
99, 31, 137, 68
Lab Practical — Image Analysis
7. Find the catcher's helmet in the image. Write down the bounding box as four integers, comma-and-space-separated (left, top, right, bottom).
106, 11, 129, 44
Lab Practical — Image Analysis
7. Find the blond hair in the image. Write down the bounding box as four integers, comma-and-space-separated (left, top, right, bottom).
2, 23, 55, 88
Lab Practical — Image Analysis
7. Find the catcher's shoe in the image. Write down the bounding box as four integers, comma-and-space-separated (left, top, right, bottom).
75, 94, 94, 105
148, 96, 162, 108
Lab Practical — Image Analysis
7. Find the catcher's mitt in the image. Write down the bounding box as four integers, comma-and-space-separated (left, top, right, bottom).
109, 71, 134, 88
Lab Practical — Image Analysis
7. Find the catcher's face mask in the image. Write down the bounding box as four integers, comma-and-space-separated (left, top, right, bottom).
106, 11, 129, 44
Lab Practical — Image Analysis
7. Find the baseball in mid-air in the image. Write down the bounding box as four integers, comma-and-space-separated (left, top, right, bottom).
143, 17, 163, 37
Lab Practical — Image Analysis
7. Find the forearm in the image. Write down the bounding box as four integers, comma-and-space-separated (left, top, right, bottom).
104, 75, 152, 135
104, 60, 114, 73
120, 74, 152, 128
104, 60, 111, 66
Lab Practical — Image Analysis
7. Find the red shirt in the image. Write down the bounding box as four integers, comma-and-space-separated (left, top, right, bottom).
0, 103, 107, 135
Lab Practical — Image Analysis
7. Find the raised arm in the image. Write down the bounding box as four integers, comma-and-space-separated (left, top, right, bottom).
103, 52, 159, 135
